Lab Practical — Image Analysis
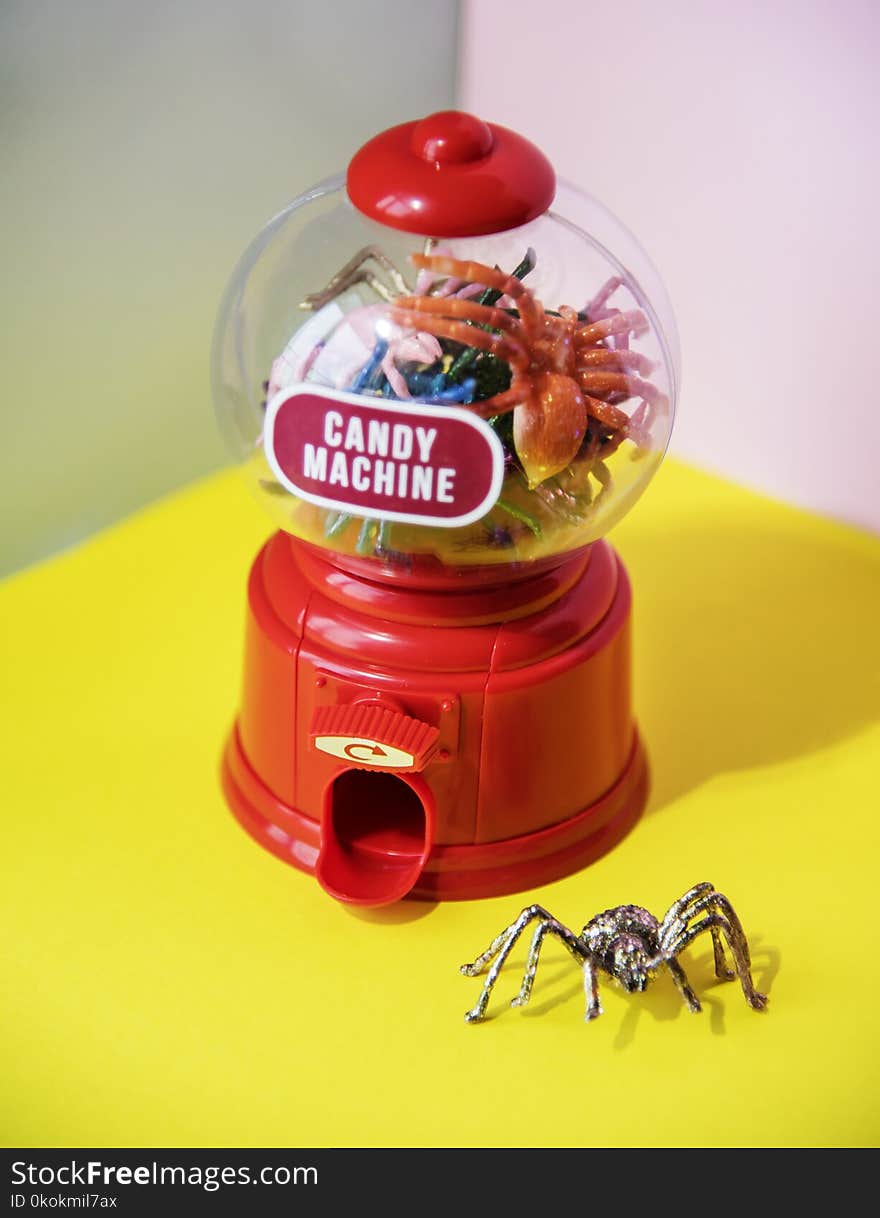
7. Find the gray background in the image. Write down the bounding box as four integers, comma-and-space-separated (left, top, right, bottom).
1, 0, 459, 574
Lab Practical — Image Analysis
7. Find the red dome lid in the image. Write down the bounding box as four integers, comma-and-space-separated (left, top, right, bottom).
347, 110, 556, 238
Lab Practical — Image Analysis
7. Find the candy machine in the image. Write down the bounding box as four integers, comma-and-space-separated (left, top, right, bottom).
212, 111, 679, 905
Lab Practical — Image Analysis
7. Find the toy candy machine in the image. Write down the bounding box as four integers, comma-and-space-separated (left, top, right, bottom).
212, 111, 679, 906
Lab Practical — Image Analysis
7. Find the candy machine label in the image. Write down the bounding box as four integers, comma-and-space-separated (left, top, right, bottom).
264, 385, 504, 528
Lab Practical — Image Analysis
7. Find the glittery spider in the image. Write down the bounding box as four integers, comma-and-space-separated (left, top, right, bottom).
461, 883, 768, 1024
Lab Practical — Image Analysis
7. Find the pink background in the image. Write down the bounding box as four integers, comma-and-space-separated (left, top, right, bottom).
461, 0, 880, 531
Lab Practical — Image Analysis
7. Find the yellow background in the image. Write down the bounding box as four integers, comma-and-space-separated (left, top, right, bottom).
2, 460, 878, 1148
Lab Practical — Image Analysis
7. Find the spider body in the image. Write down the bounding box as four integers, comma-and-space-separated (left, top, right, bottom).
393, 253, 664, 488
292, 246, 665, 491
461, 883, 767, 1024
582, 905, 661, 995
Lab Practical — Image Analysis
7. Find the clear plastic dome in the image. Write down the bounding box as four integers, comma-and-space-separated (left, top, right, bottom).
212, 175, 679, 572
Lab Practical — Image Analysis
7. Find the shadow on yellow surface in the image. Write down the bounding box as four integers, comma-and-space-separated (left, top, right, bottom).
617, 475, 880, 813
348, 899, 438, 925
2, 460, 878, 1147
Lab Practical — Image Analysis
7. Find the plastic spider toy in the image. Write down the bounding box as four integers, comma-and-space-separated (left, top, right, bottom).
393, 252, 664, 488
460, 883, 768, 1023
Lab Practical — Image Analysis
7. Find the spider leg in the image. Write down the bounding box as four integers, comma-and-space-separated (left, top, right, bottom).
409, 254, 544, 340
461, 905, 562, 1023
576, 349, 654, 375
663, 891, 749, 974
709, 925, 736, 981
391, 296, 531, 407
460, 919, 528, 978
664, 913, 768, 1011
626, 399, 650, 447
389, 309, 529, 375
593, 428, 627, 464
394, 294, 525, 339
661, 882, 716, 920
302, 270, 395, 311
364, 246, 410, 295
583, 275, 624, 318
578, 371, 664, 405
509, 921, 588, 1010
580, 393, 630, 431
592, 459, 612, 505
665, 958, 703, 1014
467, 383, 530, 419
300, 245, 409, 310
660, 883, 715, 939
660, 883, 732, 978
575, 310, 649, 346
583, 957, 602, 1022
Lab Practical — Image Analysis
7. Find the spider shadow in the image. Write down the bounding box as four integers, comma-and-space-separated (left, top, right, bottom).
473, 956, 584, 1023
612, 970, 700, 1049
613, 933, 780, 1049
614, 481, 880, 812
475, 954, 691, 1033
744, 933, 781, 1000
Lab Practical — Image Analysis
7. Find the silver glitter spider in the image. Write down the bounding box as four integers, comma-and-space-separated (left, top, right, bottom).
461, 882, 768, 1023
298, 239, 442, 311
299, 245, 411, 311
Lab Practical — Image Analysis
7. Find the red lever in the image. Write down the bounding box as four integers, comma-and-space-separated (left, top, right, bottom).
310, 703, 440, 773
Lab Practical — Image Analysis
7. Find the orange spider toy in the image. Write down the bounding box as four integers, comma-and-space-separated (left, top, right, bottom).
393, 253, 665, 488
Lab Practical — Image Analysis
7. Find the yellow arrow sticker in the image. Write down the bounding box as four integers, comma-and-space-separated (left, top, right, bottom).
313, 735, 416, 769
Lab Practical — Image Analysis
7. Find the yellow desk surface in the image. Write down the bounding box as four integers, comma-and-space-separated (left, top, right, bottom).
2, 460, 878, 1148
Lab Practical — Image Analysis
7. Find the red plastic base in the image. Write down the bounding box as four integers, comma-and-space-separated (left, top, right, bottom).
222, 723, 647, 902
221, 534, 647, 905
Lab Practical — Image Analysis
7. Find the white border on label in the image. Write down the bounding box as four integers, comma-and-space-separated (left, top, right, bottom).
263, 383, 506, 529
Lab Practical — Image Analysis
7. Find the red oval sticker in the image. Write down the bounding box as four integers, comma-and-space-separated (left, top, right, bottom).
264, 385, 505, 528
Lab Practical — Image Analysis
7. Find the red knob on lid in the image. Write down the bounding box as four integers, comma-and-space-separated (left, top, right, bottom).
410, 111, 494, 164
347, 110, 556, 238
